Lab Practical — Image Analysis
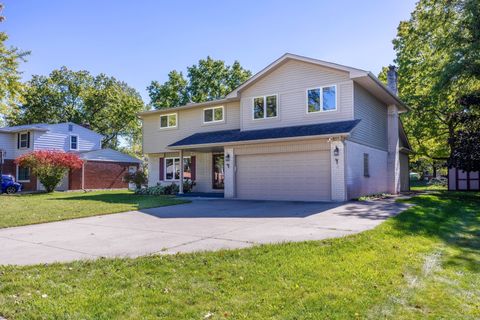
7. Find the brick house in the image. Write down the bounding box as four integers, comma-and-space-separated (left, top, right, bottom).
0, 122, 141, 191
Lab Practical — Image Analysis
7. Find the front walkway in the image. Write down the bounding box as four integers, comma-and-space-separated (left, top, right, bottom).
0, 199, 412, 265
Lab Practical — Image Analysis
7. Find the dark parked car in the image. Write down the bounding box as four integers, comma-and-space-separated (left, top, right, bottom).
1, 174, 22, 194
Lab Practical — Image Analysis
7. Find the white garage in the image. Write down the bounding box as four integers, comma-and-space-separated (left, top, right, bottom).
235, 150, 331, 201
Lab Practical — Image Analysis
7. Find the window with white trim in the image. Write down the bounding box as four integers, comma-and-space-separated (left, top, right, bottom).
160, 113, 177, 128
307, 85, 337, 113
70, 135, 78, 150
165, 157, 191, 180
204, 106, 224, 123
17, 166, 30, 182
19, 132, 29, 149
253, 95, 277, 119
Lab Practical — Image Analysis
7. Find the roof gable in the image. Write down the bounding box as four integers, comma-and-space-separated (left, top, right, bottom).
226, 53, 368, 98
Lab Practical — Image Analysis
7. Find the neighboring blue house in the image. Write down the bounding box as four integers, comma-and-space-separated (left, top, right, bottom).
0, 122, 141, 191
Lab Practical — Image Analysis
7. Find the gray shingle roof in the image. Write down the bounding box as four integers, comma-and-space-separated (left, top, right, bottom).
0, 123, 50, 132
169, 120, 360, 148
78, 149, 142, 163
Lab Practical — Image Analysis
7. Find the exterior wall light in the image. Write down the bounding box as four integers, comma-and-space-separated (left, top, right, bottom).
225, 153, 231, 168
333, 146, 339, 157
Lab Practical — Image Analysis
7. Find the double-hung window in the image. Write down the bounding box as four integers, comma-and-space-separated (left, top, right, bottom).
253, 95, 277, 119
165, 157, 191, 180
160, 113, 177, 129
70, 135, 78, 150
18, 132, 29, 149
204, 106, 224, 123
307, 85, 337, 113
17, 166, 30, 182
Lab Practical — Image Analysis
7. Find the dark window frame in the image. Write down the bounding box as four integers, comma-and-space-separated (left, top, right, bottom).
363, 153, 370, 178
17, 166, 31, 182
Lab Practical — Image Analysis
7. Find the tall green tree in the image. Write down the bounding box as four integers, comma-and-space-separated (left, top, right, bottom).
392, 0, 480, 160
447, 93, 480, 172
0, 3, 29, 125
148, 56, 251, 109
10, 67, 146, 149
147, 71, 188, 109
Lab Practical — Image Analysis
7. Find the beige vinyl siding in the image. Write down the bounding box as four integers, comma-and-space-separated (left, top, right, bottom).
142, 102, 240, 153
345, 140, 388, 199
194, 152, 223, 193
239, 60, 354, 131
233, 138, 330, 155
349, 83, 388, 151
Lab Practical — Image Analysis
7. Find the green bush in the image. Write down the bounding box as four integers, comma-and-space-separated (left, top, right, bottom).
123, 170, 147, 189
135, 185, 166, 196
135, 180, 195, 196
428, 177, 447, 186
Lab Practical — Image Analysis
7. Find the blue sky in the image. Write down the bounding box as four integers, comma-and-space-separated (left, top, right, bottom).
2, 0, 416, 103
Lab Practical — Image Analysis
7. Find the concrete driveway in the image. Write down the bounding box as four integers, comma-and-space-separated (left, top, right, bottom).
0, 198, 411, 265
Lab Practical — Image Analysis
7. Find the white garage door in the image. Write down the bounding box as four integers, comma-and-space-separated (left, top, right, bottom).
236, 151, 331, 201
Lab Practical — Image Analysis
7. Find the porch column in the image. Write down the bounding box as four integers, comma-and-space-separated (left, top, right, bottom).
224, 147, 235, 198
179, 149, 184, 194
330, 139, 347, 201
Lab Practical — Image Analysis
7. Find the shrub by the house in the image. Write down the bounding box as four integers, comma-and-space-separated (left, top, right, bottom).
123, 170, 148, 189
135, 179, 195, 196
15, 150, 83, 192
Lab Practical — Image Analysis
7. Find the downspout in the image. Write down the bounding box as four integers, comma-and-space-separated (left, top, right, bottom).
82, 160, 86, 190
178, 150, 184, 194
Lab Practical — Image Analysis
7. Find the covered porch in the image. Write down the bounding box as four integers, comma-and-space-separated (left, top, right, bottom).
157, 120, 360, 201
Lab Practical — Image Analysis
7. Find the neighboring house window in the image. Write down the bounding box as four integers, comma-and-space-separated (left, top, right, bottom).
17, 166, 30, 182
203, 106, 224, 123
363, 153, 370, 177
307, 85, 337, 113
165, 157, 191, 180
18, 132, 30, 149
68, 124, 73, 131
160, 113, 177, 129
253, 95, 277, 119
70, 135, 79, 150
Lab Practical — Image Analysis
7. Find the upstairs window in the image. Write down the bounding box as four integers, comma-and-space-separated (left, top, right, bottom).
18, 132, 30, 149
253, 95, 277, 119
204, 106, 224, 123
307, 85, 337, 113
70, 135, 79, 150
160, 113, 177, 129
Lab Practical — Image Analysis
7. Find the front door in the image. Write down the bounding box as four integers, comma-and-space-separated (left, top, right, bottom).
212, 154, 224, 189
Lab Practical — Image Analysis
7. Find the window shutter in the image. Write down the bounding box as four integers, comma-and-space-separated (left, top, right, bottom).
27, 132, 31, 148
191, 156, 196, 181
17, 133, 20, 149
159, 158, 164, 181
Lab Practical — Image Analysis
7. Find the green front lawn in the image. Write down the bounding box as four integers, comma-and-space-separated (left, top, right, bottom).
410, 179, 447, 191
0, 190, 188, 228
0, 191, 478, 319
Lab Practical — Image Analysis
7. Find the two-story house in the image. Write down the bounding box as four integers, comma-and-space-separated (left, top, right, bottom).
0, 122, 141, 191
140, 54, 412, 201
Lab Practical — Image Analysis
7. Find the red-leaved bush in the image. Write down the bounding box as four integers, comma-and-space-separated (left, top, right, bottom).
15, 150, 83, 192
